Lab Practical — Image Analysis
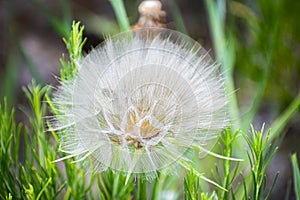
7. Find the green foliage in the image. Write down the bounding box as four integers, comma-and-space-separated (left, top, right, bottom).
60, 21, 87, 81
199, 192, 216, 200
2, 54, 19, 106
0, 78, 131, 199
183, 127, 278, 200
2, 0, 300, 198
270, 93, 300, 140
0, 82, 62, 199
97, 170, 134, 200
0, 90, 280, 199
184, 169, 200, 200
0, 98, 23, 199
291, 154, 300, 200
242, 125, 279, 200
212, 129, 240, 199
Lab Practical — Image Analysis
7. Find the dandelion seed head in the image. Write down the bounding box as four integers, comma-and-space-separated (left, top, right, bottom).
52, 28, 228, 179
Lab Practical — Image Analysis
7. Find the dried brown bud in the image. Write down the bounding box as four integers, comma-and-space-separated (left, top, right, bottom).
132, 0, 166, 30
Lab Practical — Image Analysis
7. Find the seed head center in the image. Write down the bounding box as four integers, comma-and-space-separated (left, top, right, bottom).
125, 108, 160, 139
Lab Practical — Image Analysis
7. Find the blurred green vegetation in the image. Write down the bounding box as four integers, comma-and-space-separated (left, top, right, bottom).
0, 0, 300, 199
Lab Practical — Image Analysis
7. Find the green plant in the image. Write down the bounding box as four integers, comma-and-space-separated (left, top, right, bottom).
291, 154, 300, 200
1, 0, 300, 199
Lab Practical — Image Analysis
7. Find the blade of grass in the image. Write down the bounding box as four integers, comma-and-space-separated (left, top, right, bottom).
269, 93, 300, 140
137, 178, 147, 200
2, 53, 19, 106
291, 154, 300, 200
204, 0, 240, 129
59, 0, 72, 30
151, 173, 164, 200
109, 0, 130, 32
180, 159, 227, 191
169, 0, 188, 35
36, 178, 52, 200
265, 172, 279, 200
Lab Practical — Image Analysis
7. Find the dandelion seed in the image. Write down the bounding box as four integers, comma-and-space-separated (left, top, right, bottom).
51, 28, 228, 179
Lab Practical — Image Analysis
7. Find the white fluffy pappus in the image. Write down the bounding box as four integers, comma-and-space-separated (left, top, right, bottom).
51, 28, 228, 179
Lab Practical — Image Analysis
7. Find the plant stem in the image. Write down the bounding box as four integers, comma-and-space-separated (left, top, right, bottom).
109, 0, 130, 32
291, 154, 300, 200
179, 158, 227, 191
270, 93, 300, 140
169, 0, 188, 35
204, 0, 240, 129
137, 178, 147, 200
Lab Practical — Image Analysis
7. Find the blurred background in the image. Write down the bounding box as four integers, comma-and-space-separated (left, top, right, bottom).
0, 0, 299, 199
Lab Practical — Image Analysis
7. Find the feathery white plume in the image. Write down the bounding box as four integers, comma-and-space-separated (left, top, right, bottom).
51, 28, 228, 179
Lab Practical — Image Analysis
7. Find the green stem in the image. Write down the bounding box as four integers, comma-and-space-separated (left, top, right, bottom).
112, 173, 120, 199
137, 178, 147, 200
221, 143, 232, 198
291, 154, 300, 200
151, 173, 163, 200
3, 53, 19, 106
179, 159, 227, 191
204, 0, 240, 129
169, 0, 188, 35
36, 178, 52, 200
270, 93, 300, 140
109, 0, 130, 32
